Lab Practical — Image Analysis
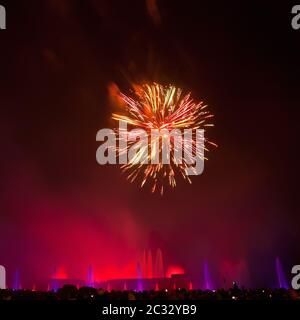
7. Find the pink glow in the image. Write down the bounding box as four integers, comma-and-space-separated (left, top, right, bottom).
166, 265, 185, 278
53, 267, 68, 279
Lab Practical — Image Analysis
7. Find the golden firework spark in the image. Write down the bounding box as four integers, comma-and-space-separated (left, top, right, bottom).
112, 83, 216, 194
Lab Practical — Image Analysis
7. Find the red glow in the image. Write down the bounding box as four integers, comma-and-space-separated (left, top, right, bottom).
166, 265, 185, 278
53, 267, 68, 279
220, 260, 249, 288
22, 204, 143, 285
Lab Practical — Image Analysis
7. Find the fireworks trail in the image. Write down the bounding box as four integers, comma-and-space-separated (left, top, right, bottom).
112, 83, 217, 194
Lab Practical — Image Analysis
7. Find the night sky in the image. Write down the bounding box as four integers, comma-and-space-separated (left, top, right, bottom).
0, 0, 299, 288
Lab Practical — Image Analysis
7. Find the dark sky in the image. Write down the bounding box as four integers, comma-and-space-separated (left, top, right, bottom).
0, 0, 299, 288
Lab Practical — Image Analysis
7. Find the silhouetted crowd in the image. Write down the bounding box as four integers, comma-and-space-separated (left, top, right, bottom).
0, 286, 299, 300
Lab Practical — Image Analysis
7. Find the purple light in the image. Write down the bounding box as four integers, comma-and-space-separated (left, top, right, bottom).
275, 257, 289, 289
203, 260, 213, 290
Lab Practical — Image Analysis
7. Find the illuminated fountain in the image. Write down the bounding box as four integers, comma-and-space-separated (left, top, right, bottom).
86, 265, 94, 287
141, 250, 147, 278
13, 268, 21, 290
275, 257, 289, 289
147, 250, 153, 278
50, 267, 59, 292
203, 260, 213, 290
154, 248, 164, 278
136, 262, 143, 291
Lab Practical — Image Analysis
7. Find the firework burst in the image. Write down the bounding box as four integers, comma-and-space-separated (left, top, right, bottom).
112, 83, 216, 194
